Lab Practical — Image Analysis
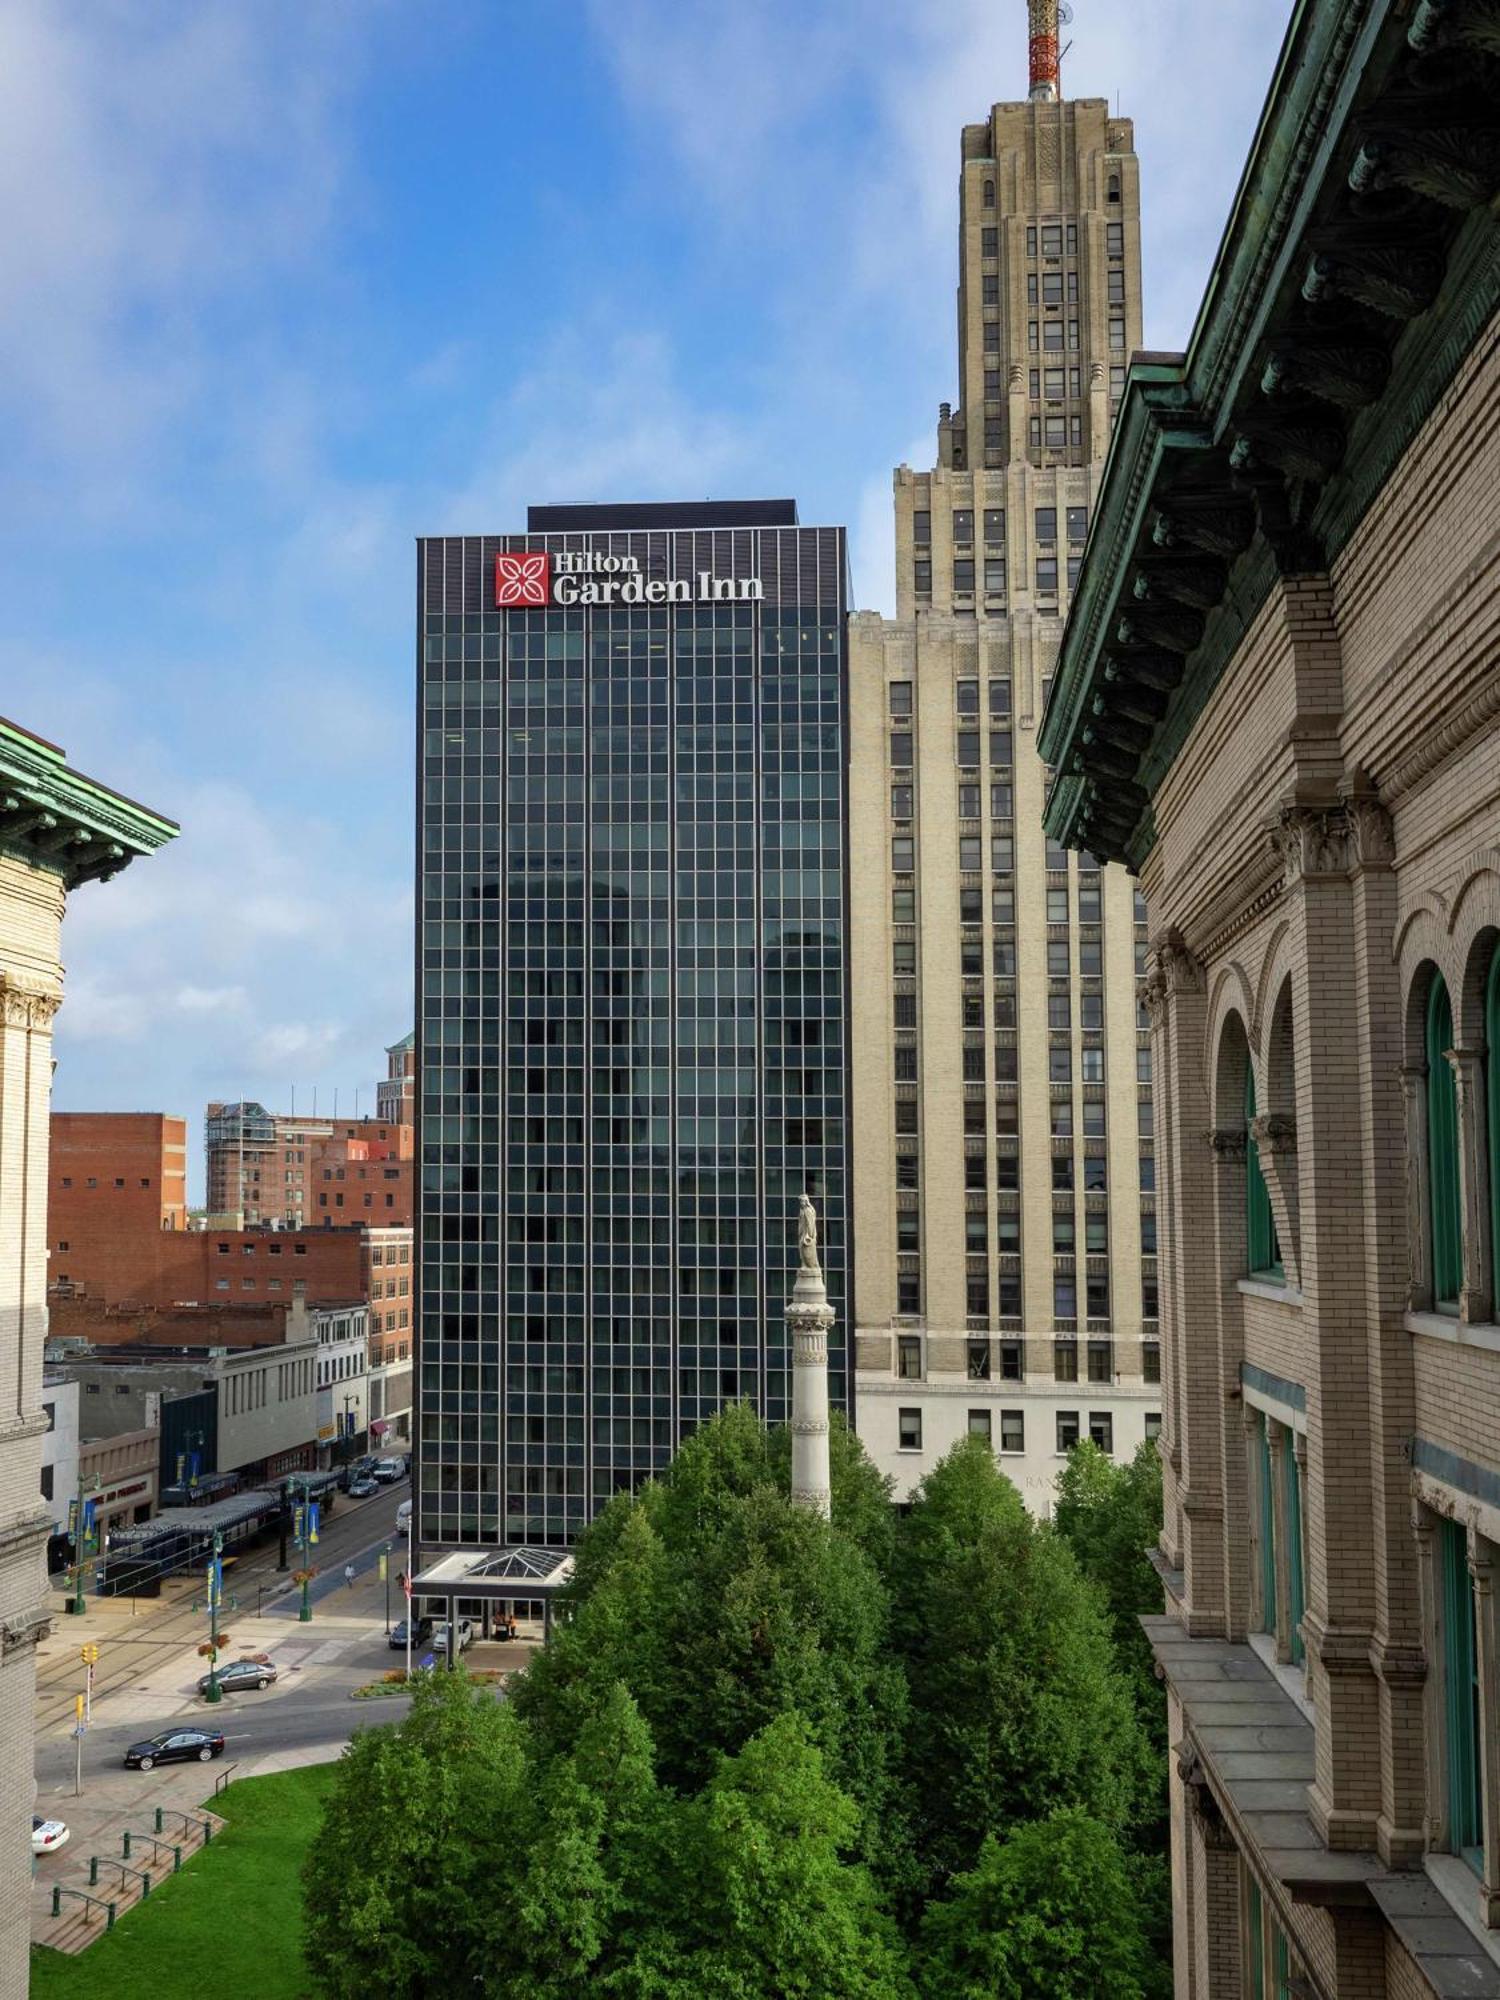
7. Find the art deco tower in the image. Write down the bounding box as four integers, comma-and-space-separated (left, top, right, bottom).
849, 15, 1159, 1506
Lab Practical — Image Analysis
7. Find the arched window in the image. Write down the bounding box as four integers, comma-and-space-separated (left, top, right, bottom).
1246, 1069, 1281, 1278
1107, 173, 1121, 204
983, 178, 995, 208
1427, 973, 1462, 1309
1488, 942, 1500, 1296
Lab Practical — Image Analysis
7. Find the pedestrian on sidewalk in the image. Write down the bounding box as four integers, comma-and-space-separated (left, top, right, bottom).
344, 1563, 356, 1590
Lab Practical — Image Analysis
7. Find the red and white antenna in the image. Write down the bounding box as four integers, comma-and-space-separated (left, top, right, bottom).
1028, 0, 1073, 101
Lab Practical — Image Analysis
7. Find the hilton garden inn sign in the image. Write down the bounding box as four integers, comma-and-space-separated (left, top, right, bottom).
495, 549, 763, 609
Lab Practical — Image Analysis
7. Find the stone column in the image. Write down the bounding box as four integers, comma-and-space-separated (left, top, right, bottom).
1265, 1420, 1294, 1667
1269, 799, 1382, 1851
1412, 1504, 1446, 1853
1248, 1112, 1300, 1290
1400, 1062, 1433, 1312
1469, 1529, 1500, 1928
1449, 1047, 1494, 1327
1153, 933, 1225, 1635
1143, 962, 1184, 1573
1209, 1130, 1251, 1642
0, 967, 63, 2000
788, 1199, 832, 1519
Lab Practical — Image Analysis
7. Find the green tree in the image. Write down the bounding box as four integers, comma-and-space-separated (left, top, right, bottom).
506, 1684, 666, 1995
897, 1438, 1144, 1889
515, 1408, 910, 1877
1053, 1438, 1164, 1711
768, 1411, 900, 1575
303, 1671, 533, 1997
920, 1809, 1161, 2000
613, 1713, 915, 2000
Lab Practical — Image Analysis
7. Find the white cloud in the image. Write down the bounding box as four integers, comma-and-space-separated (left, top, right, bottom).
440, 325, 752, 526
0, 1, 370, 523
588, 0, 1277, 353
175, 985, 249, 1015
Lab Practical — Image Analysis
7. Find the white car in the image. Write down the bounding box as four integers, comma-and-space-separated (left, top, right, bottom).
32, 1817, 69, 1858
431, 1618, 473, 1655
396, 1499, 412, 1537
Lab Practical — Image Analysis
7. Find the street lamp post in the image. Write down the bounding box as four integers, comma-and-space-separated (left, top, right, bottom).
65, 1464, 88, 1617
203, 1531, 225, 1704
296, 1475, 314, 1624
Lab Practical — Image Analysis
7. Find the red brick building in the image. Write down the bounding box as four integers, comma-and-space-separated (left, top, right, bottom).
205, 1104, 412, 1226
50, 1114, 189, 1302
50, 1215, 367, 1312
303, 1128, 414, 1227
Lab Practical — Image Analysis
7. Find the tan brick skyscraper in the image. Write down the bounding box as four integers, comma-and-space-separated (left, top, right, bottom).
849, 64, 1158, 1504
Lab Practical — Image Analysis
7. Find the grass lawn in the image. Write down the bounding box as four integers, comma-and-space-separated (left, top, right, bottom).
31, 1764, 337, 2000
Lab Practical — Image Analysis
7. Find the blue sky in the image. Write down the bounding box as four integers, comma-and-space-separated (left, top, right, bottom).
1, 0, 1277, 1189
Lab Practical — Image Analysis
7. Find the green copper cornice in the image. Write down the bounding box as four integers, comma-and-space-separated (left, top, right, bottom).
0, 716, 177, 889
1042, 0, 1500, 862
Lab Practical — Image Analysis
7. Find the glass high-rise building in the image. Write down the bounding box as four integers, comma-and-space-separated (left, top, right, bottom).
416, 501, 851, 1550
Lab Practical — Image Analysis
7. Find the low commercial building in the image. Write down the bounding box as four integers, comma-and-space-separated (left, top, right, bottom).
314, 1301, 368, 1461
38, 1377, 79, 1539
51, 1301, 320, 1492
78, 1427, 157, 1536
1040, 1, 1500, 1991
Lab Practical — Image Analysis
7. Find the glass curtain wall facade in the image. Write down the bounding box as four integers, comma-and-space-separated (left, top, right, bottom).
417, 511, 851, 1549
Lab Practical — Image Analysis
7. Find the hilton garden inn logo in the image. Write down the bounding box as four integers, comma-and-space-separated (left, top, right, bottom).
494, 549, 762, 609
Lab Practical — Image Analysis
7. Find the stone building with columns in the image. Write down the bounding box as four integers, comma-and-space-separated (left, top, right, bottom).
1039, 1, 1500, 1993
0, 717, 174, 1996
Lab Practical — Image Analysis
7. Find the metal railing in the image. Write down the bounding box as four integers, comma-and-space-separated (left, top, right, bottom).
50, 1884, 116, 1929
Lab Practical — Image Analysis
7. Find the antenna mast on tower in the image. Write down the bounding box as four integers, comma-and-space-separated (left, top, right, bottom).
1028, 0, 1072, 102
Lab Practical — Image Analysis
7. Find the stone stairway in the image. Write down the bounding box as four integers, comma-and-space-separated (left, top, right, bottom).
32, 1805, 224, 1954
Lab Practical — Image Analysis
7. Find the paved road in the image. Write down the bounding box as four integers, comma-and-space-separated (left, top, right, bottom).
35, 1476, 412, 1733
34, 1684, 412, 1798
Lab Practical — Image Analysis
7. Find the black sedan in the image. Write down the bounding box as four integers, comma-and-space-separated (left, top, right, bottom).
390, 1616, 432, 1652
197, 1659, 278, 1696
124, 1727, 226, 1771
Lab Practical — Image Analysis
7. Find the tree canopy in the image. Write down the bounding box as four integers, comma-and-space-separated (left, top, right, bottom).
306, 1407, 1168, 1996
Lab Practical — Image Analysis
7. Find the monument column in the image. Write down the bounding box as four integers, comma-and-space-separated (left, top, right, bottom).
789, 1196, 833, 1518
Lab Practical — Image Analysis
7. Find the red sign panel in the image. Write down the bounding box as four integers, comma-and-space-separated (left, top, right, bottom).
494, 551, 551, 608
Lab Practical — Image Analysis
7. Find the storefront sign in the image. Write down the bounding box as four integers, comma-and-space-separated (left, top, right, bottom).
495, 549, 762, 610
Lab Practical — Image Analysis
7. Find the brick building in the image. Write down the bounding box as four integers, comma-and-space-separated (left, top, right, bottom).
1041, 1, 1500, 1992
50, 1120, 188, 1272
363, 1226, 412, 1442
376, 1032, 415, 1125
849, 35, 1157, 1504
0, 715, 174, 1998
204, 1097, 411, 1227
50, 1218, 366, 1312
303, 1125, 413, 1227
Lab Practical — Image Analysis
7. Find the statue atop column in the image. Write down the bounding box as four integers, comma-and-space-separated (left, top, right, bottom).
798, 1192, 822, 1277
787, 1195, 833, 1519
